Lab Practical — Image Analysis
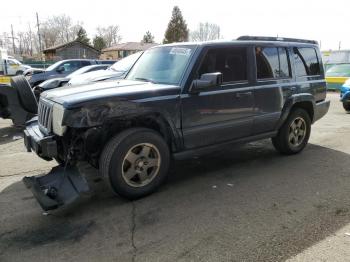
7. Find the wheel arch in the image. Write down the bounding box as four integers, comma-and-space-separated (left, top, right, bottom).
277, 94, 315, 129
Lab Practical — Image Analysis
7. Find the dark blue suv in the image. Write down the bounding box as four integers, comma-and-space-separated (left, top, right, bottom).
21, 36, 330, 211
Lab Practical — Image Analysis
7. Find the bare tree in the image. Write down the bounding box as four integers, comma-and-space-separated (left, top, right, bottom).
96, 25, 122, 47
190, 22, 221, 42
40, 15, 84, 48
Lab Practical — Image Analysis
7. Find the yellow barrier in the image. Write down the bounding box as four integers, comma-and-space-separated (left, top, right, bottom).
0, 76, 11, 85
325, 76, 349, 84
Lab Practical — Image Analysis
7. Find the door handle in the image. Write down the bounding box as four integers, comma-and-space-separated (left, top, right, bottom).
236, 91, 252, 98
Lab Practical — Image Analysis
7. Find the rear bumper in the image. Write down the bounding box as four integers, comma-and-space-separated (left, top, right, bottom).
314, 100, 330, 122
23, 118, 57, 160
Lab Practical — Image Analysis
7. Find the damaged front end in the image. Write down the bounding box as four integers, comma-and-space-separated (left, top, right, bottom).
23, 165, 89, 211
23, 117, 92, 211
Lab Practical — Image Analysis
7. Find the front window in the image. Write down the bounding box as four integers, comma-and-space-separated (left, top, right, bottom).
46, 61, 62, 71
127, 45, 196, 85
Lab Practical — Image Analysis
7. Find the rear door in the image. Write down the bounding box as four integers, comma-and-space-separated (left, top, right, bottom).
181, 45, 255, 149
253, 45, 295, 134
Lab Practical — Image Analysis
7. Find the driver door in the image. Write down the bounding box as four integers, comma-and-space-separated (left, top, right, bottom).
181, 46, 255, 149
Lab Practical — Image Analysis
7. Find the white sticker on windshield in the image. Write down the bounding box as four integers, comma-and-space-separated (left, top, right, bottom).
169, 47, 192, 56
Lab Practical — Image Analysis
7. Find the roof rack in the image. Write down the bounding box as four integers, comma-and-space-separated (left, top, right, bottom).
237, 36, 318, 45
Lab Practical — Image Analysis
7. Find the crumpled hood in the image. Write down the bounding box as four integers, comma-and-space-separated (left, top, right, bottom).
68, 69, 125, 86
41, 79, 180, 108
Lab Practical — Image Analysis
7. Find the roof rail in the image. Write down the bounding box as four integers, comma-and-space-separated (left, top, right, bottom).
237, 36, 318, 45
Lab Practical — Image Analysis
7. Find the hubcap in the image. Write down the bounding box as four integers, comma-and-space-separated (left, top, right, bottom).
121, 143, 161, 187
288, 117, 307, 147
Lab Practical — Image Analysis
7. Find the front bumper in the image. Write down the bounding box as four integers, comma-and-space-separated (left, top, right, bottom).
23, 119, 90, 211
314, 100, 330, 122
23, 117, 57, 160
23, 165, 90, 211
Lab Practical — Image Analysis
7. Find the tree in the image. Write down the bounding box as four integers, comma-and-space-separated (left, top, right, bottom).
163, 6, 189, 44
40, 14, 84, 48
93, 36, 107, 50
190, 22, 221, 42
76, 27, 90, 45
96, 25, 122, 47
142, 31, 155, 43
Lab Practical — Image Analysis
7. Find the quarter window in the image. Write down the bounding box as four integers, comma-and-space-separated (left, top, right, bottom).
256, 47, 290, 79
294, 47, 320, 76
198, 47, 248, 83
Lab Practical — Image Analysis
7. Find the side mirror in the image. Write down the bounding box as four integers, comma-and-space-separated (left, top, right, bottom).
189, 72, 223, 94
56, 66, 65, 73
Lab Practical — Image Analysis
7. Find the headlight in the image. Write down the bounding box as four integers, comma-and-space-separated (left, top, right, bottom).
52, 103, 67, 136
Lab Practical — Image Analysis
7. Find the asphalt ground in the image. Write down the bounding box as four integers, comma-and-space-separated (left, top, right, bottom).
1, 92, 350, 262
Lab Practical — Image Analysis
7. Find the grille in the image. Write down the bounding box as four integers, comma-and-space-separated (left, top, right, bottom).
38, 99, 53, 134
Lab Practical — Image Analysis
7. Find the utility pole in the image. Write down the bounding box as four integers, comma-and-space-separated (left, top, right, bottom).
11, 24, 15, 54
339, 41, 341, 50
36, 12, 42, 54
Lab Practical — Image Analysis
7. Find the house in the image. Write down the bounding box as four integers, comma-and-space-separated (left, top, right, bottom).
43, 40, 100, 61
100, 42, 158, 60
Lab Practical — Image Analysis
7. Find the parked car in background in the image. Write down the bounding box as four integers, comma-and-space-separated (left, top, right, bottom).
325, 64, 350, 90
27, 59, 112, 87
340, 79, 350, 111
34, 64, 109, 97
68, 52, 142, 86
23, 67, 45, 76
21, 36, 329, 211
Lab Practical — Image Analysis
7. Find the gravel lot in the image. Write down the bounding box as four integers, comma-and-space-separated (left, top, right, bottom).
1, 92, 350, 262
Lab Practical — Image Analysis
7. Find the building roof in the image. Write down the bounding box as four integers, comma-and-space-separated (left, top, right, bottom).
102, 42, 158, 52
43, 40, 100, 53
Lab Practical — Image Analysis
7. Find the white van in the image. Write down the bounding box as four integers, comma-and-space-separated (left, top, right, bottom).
0, 49, 31, 75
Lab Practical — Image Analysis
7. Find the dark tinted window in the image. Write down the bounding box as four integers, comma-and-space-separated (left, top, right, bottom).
81, 61, 92, 67
256, 47, 290, 79
198, 47, 247, 83
294, 47, 320, 76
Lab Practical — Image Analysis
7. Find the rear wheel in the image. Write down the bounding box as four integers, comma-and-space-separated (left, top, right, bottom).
100, 128, 170, 199
343, 102, 350, 112
272, 108, 311, 155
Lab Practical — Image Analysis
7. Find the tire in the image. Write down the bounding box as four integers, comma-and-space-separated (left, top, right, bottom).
272, 108, 311, 155
10, 75, 38, 114
343, 102, 350, 112
15, 70, 23, 75
100, 128, 170, 200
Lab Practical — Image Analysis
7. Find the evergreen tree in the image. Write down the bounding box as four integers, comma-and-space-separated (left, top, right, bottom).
163, 6, 189, 44
93, 36, 107, 50
142, 31, 155, 43
76, 27, 90, 45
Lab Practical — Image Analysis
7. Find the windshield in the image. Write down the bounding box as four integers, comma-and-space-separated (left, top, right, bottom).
126, 45, 196, 85
46, 61, 62, 71
326, 64, 350, 77
110, 52, 142, 72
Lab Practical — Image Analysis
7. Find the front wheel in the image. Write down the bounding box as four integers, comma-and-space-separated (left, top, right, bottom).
100, 128, 170, 200
343, 102, 350, 112
272, 108, 311, 155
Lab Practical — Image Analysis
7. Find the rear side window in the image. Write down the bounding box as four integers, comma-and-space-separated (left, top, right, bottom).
255, 47, 290, 79
198, 47, 247, 83
294, 47, 320, 76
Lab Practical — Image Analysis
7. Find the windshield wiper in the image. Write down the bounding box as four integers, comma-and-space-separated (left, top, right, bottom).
134, 77, 156, 84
